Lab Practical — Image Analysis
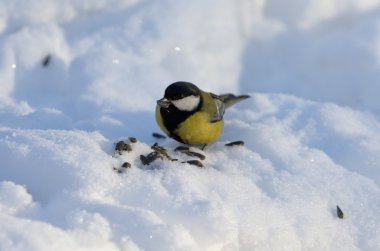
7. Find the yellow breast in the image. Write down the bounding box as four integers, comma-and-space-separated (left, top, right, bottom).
174, 112, 224, 145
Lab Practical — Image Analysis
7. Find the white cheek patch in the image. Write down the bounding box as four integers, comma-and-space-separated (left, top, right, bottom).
172, 95, 200, 111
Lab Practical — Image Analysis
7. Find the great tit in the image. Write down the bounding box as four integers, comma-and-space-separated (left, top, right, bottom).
156, 81, 249, 145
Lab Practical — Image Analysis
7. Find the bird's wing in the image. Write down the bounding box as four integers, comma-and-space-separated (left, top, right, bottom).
209, 93, 225, 123
218, 93, 250, 108
207, 92, 250, 122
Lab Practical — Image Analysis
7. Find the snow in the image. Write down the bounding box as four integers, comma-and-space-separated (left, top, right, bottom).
1, 0, 380, 250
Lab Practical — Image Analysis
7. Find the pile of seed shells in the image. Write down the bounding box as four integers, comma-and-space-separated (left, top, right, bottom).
112, 135, 345, 221
112, 133, 245, 172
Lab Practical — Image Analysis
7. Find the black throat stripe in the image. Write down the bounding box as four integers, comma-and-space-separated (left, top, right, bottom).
160, 96, 203, 141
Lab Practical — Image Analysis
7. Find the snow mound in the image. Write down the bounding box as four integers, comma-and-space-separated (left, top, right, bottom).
1, 94, 380, 250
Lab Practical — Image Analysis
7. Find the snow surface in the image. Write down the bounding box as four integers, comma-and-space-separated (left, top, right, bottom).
1, 0, 380, 250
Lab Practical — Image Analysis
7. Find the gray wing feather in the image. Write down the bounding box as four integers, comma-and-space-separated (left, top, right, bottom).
218, 93, 250, 108
209, 92, 249, 122
210, 97, 225, 122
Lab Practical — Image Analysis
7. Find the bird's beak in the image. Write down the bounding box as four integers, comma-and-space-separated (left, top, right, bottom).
157, 98, 171, 108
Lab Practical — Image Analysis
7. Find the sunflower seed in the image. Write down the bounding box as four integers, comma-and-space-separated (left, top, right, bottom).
174, 146, 190, 152
183, 151, 206, 160
42, 54, 51, 67
151, 143, 176, 161
183, 160, 204, 168
121, 162, 132, 168
152, 132, 166, 139
175, 146, 205, 160
337, 205, 344, 219
151, 143, 167, 153
128, 137, 137, 143
140, 152, 162, 165
225, 141, 245, 147
115, 141, 132, 153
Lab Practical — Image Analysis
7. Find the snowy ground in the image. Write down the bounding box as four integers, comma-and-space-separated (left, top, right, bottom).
1, 0, 380, 250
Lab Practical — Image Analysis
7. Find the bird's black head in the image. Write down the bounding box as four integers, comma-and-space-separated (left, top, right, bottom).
164, 81, 201, 100
157, 82, 202, 111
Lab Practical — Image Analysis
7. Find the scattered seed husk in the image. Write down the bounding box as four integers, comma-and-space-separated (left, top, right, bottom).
182, 150, 206, 160
174, 146, 205, 160
151, 143, 167, 152
42, 54, 51, 67
152, 132, 166, 139
115, 141, 132, 153
140, 151, 162, 165
337, 205, 344, 219
148, 151, 163, 159
174, 146, 190, 152
140, 155, 149, 165
183, 160, 204, 168
151, 143, 174, 160
128, 137, 137, 143
121, 162, 132, 168
225, 141, 245, 147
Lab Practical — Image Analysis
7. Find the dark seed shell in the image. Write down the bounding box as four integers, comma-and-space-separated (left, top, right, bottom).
115, 141, 132, 152
337, 205, 344, 219
151, 143, 167, 153
140, 152, 162, 165
140, 155, 150, 165
121, 162, 132, 168
152, 132, 166, 139
42, 54, 51, 67
151, 143, 174, 160
128, 137, 137, 143
175, 146, 190, 152
147, 151, 162, 159
175, 146, 205, 160
184, 160, 204, 168
183, 151, 206, 160
225, 141, 245, 147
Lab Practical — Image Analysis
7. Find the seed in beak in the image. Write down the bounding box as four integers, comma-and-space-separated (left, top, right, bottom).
157, 98, 171, 108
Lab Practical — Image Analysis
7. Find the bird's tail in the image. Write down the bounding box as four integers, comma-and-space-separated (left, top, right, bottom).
219, 94, 250, 108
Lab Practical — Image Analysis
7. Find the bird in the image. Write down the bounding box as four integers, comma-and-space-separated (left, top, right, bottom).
155, 81, 250, 145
